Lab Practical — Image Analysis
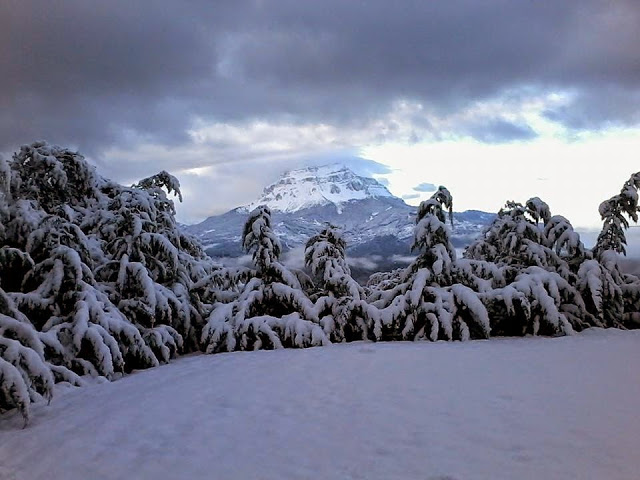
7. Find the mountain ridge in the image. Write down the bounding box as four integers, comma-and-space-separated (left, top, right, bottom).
184, 165, 496, 270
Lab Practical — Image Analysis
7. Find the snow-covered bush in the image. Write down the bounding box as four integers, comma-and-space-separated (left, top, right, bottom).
0, 142, 215, 422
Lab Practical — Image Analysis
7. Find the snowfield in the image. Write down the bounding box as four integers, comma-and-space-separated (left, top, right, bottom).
2, 329, 640, 480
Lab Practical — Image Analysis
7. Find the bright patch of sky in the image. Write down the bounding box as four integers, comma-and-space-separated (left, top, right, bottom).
363, 127, 640, 229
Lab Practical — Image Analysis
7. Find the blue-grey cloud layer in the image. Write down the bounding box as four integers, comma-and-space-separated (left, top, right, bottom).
402, 193, 421, 200
413, 183, 437, 193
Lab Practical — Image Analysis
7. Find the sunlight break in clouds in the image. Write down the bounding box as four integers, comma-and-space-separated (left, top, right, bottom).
364, 128, 640, 229
166, 92, 640, 228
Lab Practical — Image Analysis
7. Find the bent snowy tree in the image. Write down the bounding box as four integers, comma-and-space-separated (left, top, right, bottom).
0, 142, 216, 423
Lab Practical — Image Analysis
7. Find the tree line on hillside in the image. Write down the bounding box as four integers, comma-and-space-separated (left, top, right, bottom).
1, 141, 639, 425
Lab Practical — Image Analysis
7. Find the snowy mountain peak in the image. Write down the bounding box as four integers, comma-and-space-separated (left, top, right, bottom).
244, 164, 393, 213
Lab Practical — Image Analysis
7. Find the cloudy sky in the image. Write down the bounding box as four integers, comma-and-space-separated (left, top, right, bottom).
2, 0, 639, 226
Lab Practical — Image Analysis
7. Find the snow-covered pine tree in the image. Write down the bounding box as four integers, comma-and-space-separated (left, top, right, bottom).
0, 154, 52, 425
585, 171, 640, 327
544, 215, 587, 267
465, 199, 571, 275
410, 186, 456, 281
305, 225, 355, 297
1, 141, 216, 421
463, 197, 597, 335
304, 225, 368, 342
367, 187, 491, 342
594, 172, 640, 257
201, 206, 329, 353
242, 206, 283, 278
368, 186, 457, 303
0, 287, 54, 426
92, 172, 206, 357
366, 268, 406, 293
1, 143, 174, 375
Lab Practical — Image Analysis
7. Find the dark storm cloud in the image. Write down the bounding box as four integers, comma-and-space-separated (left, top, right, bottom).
543, 89, 640, 130
1, 0, 639, 159
0, 0, 243, 153
463, 119, 538, 143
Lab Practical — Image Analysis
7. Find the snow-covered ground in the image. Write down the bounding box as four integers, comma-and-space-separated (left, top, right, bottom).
2, 329, 640, 480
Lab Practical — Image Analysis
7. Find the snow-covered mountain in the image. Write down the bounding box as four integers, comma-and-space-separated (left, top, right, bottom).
243, 164, 392, 213
184, 165, 495, 272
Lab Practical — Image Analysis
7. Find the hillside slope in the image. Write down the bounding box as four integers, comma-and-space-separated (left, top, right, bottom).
2, 329, 639, 480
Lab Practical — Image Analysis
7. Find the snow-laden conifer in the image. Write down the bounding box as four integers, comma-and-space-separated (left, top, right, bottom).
305, 225, 368, 341
0, 141, 215, 420
463, 198, 597, 333
410, 187, 457, 281
3, 141, 640, 425
92, 169, 211, 351
465, 199, 569, 273
594, 172, 640, 257
587, 172, 640, 326
201, 206, 329, 353
0, 288, 54, 426
366, 187, 491, 342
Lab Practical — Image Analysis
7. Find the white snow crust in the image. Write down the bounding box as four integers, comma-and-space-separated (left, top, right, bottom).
2, 329, 640, 480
